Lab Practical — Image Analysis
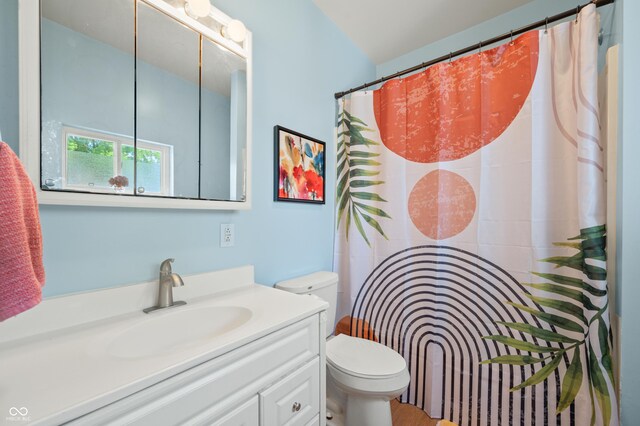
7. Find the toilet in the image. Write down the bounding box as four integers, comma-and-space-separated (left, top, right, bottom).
276, 272, 410, 426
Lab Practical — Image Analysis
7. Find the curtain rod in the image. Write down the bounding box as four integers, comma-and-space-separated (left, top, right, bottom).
334, 0, 614, 99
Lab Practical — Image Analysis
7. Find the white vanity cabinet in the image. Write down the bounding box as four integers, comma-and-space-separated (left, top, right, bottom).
211, 396, 259, 425
69, 314, 324, 426
0, 268, 328, 425
260, 358, 320, 425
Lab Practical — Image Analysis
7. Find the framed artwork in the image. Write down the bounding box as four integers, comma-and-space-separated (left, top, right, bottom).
274, 126, 326, 204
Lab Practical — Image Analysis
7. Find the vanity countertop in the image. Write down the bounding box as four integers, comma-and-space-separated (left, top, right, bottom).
0, 266, 327, 425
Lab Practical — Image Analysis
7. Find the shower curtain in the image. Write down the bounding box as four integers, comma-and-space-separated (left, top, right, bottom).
333, 5, 617, 426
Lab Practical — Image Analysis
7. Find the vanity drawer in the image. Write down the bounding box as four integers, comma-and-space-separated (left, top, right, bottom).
260, 357, 320, 426
70, 315, 319, 425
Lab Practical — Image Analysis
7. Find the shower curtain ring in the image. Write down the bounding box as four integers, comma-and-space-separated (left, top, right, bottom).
576, 5, 580, 22
478, 41, 482, 54
449, 52, 453, 64
545, 17, 549, 33
510, 30, 514, 45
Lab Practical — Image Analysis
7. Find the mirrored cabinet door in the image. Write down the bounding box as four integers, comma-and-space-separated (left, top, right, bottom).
200, 37, 247, 202
136, 1, 200, 199
40, 0, 135, 194
37, 0, 250, 206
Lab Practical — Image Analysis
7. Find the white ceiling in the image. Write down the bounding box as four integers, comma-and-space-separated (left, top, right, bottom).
313, 0, 534, 64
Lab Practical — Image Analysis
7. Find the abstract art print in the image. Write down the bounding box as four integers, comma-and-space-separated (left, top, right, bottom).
274, 126, 325, 204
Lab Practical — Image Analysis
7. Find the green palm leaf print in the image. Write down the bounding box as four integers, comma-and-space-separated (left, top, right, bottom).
481, 225, 615, 425
336, 109, 390, 246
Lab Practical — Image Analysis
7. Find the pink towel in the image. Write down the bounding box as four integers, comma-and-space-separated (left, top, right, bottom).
0, 142, 45, 321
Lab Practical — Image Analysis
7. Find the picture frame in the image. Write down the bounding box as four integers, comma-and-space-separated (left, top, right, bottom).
274, 125, 326, 204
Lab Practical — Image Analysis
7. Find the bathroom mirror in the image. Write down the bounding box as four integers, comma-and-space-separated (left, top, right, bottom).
26, 0, 252, 209
40, 0, 135, 195
136, 1, 200, 199
200, 36, 247, 200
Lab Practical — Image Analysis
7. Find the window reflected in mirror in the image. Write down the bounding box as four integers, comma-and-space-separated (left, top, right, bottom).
40, 0, 135, 193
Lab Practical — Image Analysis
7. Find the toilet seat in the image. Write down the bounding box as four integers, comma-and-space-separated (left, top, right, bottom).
326, 334, 407, 379
326, 335, 410, 397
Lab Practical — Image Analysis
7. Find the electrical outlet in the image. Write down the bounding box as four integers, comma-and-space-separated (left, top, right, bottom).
220, 224, 234, 247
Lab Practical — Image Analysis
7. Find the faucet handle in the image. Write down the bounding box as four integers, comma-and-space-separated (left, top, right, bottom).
160, 258, 175, 273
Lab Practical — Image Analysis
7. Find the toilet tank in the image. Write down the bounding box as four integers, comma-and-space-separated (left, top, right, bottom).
275, 272, 338, 338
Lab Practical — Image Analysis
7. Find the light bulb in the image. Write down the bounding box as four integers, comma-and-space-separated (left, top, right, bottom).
184, 0, 210, 18
222, 19, 247, 43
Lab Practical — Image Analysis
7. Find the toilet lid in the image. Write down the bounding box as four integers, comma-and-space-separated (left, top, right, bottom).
326, 334, 406, 379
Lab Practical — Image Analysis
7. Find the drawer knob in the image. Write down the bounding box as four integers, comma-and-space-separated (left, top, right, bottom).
292, 402, 301, 412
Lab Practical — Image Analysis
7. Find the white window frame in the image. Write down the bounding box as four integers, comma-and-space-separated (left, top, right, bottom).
60, 126, 173, 197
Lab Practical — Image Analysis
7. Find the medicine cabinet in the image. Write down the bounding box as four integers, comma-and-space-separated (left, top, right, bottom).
19, 0, 252, 209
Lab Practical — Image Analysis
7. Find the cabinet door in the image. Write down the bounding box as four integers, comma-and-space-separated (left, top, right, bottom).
304, 415, 320, 426
260, 358, 320, 426
211, 396, 258, 426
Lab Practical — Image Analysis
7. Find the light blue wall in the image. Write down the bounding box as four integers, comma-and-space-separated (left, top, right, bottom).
0, 0, 19, 152
377, 0, 617, 78
618, 0, 640, 422
201, 87, 232, 200
230, 71, 247, 200
32, 0, 374, 296
137, 61, 200, 198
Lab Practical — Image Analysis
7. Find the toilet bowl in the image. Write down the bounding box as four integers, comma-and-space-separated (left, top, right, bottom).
326, 334, 410, 426
275, 272, 410, 426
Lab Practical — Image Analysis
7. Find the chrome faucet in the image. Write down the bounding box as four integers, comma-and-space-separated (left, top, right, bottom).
143, 258, 186, 313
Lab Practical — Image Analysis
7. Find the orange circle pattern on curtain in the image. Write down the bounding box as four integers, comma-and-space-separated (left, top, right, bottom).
372, 31, 540, 164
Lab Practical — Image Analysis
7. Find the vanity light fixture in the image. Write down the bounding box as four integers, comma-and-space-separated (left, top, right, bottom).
221, 19, 247, 43
184, 0, 211, 19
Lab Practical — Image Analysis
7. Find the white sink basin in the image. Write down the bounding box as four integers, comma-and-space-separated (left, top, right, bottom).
108, 306, 252, 359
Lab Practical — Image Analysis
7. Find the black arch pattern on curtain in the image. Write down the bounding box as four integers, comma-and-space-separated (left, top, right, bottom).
349, 245, 576, 426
